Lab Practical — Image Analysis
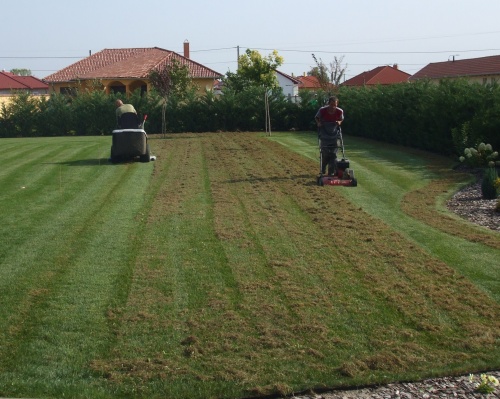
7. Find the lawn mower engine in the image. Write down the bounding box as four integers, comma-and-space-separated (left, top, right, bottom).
317, 158, 357, 186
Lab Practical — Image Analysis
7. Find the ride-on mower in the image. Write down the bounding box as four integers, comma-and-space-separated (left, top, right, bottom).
109, 114, 155, 163
317, 122, 357, 187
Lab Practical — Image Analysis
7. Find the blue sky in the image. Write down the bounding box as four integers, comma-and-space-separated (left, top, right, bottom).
2, 0, 500, 80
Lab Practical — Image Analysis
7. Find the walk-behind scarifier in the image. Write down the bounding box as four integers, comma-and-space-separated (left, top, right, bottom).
109, 113, 156, 163
316, 122, 357, 187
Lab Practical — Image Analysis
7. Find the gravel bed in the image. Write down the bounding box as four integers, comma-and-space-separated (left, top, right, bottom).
288, 371, 500, 398
446, 181, 499, 232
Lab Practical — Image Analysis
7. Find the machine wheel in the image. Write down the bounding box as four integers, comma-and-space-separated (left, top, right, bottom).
344, 168, 355, 180
140, 144, 151, 163
317, 176, 324, 186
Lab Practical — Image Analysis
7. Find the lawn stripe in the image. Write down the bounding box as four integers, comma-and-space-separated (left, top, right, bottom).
1, 134, 499, 399
0, 136, 154, 394
93, 133, 499, 399
273, 132, 500, 302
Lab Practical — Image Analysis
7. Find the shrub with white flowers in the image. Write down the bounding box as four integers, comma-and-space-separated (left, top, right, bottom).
459, 142, 499, 168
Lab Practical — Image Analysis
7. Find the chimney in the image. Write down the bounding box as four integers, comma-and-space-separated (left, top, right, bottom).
393, 64, 398, 70
183, 40, 190, 58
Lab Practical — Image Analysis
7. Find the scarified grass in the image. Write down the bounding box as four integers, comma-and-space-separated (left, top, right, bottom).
92, 133, 499, 398
1, 133, 499, 399
273, 132, 500, 302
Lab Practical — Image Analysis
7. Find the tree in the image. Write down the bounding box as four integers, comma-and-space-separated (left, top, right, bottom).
224, 49, 284, 92
310, 54, 330, 91
10, 68, 32, 76
224, 49, 284, 135
237, 49, 284, 89
310, 54, 347, 91
330, 55, 347, 86
148, 58, 193, 135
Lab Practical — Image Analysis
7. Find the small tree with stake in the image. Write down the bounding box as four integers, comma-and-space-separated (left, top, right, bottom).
225, 49, 284, 136
148, 58, 192, 136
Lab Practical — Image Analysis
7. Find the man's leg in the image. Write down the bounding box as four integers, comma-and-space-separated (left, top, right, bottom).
321, 148, 330, 175
327, 148, 338, 176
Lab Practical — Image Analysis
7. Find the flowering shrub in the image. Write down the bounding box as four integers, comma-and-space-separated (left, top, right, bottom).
469, 373, 499, 394
459, 143, 499, 168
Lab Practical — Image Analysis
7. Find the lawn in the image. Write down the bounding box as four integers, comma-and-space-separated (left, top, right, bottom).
0, 132, 499, 399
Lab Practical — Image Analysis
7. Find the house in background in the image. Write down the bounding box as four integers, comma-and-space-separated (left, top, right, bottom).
296, 74, 322, 91
410, 54, 500, 84
0, 71, 49, 105
342, 65, 410, 87
43, 42, 222, 96
212, 70, 301, 102
275, 70, 300, 102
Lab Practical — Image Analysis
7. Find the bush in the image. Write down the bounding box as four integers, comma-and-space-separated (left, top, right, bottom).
481, 167, 499, 199
459, 142, 499, 168
1, 78, 500, 145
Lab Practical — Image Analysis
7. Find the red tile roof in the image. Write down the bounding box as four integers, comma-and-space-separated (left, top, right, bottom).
43, 47, 222, 83
0, 71, 48, 90
410, 54, 500, 80
342, 65, 410, 86
296, 75, 324, 89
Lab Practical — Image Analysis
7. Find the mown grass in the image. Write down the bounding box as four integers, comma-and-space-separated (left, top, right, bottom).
0, 132, 499, 399
271, 132, 500, 301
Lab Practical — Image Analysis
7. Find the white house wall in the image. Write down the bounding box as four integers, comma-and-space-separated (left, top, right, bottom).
275, 72, 299, 101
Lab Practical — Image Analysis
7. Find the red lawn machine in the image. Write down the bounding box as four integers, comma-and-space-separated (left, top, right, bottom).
317, 123, 357, 187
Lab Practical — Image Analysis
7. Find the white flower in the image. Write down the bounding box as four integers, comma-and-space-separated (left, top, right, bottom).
488, 375, 499, 386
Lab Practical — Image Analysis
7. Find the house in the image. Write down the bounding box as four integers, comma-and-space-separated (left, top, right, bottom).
296, 74, 322, 91
0, 71, 49, 105
410, 54, 500, 84
275, 70, 300, 102
43, 43, 223, 96
341, 65, 411, 87
211, 70, 301, 101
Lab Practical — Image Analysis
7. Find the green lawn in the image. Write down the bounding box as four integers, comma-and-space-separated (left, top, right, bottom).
0, 132, 498, 399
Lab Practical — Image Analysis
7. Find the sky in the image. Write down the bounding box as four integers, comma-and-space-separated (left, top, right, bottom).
2, 0, 500, 81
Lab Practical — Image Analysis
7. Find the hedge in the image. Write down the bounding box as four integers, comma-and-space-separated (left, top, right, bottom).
1, 79, 499, 157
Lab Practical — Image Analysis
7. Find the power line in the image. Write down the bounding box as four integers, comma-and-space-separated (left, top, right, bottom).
3, 46, 500, 60
0, 56, 85, 59
245, 47, 500, 55
190, 47, 237, 53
